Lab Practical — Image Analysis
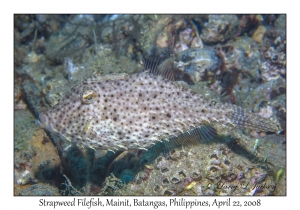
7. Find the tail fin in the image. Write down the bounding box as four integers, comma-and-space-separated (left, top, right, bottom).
225, 103, 282, 133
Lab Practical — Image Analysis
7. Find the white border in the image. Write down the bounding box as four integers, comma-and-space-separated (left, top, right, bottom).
4, 0, 296, 209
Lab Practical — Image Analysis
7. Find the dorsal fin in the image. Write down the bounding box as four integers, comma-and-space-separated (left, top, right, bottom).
142, 56, 176, 81
142, 56, 165, 73
142, 56, 195, 84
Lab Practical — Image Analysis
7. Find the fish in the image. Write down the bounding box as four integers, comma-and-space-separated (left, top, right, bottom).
38, 59, 282, 152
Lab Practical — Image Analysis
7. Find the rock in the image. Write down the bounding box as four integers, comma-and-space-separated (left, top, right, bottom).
200, 15, 239, 43
174, 48, 221, 82
19, 183, 60, 196
120, 169, 135, 183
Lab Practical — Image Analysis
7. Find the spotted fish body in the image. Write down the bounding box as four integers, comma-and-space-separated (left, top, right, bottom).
39, 72, 281, 152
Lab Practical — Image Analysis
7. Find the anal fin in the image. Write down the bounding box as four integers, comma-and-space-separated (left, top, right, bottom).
163, 125, 217, 150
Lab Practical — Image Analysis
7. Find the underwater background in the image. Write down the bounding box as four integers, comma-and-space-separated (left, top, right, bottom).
14, 14, 286, 196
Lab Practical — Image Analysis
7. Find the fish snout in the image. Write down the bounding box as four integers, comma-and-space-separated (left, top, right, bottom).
36, 112, 49, 129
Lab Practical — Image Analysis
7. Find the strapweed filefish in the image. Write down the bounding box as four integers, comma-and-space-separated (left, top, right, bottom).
38, 57, 282, 152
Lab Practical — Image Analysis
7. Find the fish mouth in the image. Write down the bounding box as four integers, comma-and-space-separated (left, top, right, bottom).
36, 112, 49, 129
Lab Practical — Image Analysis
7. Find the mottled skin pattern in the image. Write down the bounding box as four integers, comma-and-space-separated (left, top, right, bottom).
39, 72, 281, 152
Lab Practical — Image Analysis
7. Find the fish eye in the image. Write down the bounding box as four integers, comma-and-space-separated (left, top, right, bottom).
82, 89, 95, 104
